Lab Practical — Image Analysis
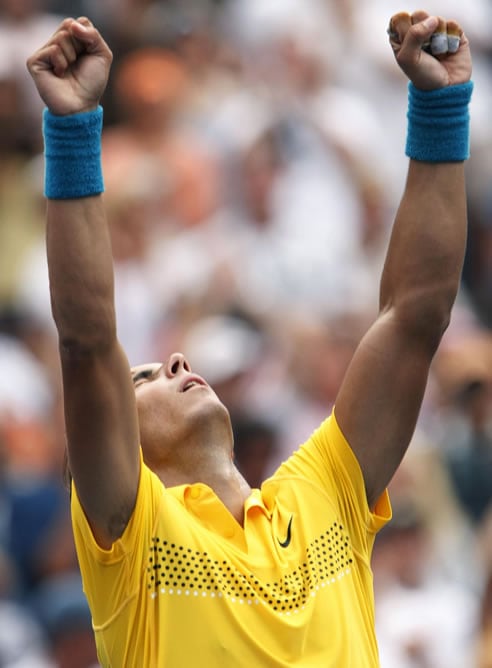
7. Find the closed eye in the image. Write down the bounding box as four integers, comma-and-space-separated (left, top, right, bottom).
132, 368, 156, 386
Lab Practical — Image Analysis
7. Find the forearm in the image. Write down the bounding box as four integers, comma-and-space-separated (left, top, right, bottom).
378, 71, 472, 343
380, 159, 467, 337
47, 196, 117, 351
41, 102, 116, 351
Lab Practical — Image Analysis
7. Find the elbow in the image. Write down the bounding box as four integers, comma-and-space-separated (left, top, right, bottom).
384, 283, 456, 352
425, 307, 452, 352
54, 305, 118, 357
58, 331, 117, 359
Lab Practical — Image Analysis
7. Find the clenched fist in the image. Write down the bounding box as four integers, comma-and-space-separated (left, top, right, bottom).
388, 11, 472, 90
27, 17, 113, 116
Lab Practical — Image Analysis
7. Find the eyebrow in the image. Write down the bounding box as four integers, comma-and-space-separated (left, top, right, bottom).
131, 363, 163, 385
131, 368, 154, 384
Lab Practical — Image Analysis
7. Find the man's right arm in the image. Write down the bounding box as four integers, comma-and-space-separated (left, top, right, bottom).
28, 18, 141, 548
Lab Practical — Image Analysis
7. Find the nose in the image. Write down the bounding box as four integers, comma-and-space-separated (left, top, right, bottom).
165, 352, 191, 378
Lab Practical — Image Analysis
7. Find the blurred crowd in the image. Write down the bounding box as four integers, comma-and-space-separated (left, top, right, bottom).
1, 0, 492, 666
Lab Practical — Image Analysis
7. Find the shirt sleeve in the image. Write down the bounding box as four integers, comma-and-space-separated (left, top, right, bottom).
70, 450, 162, 626
274, 411, 391, 555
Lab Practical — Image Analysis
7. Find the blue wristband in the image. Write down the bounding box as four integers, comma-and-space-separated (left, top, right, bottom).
43, 106, 104, 199
406, 81, 473, 162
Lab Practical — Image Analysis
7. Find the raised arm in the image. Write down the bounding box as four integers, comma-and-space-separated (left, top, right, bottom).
27, 18, 140, 547
333, 11, 473, 507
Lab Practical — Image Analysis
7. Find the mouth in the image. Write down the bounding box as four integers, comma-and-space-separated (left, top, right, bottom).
180, 375, 208, 393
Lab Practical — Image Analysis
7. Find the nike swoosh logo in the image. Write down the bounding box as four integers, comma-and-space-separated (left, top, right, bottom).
277, 515, 293, 548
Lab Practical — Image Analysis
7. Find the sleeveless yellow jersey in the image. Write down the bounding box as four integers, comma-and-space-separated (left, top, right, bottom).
71, 412, 391, 667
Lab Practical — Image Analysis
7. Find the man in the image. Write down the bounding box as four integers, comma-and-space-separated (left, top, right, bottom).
27, 10, 472, 667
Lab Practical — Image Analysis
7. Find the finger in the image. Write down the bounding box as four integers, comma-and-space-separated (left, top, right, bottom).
26, 44, 56, 75
26, 18, 90, 77
446, 20, 462, 54
51, 28, 79, 71
75, 16, 93, 27
411, 10, 429, 23
430, 17, 448, 56
51, 17, 77, 38
47, 43, 71, 77
411, 10, 431, 52
397, 14, 439, 60
387, 11, 412, 50
69, 18, 107, 56
27, 34, 77, 79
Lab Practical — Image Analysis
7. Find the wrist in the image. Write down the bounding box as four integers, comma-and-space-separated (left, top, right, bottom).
405, 81, 473, 163
43, 106, 104, 199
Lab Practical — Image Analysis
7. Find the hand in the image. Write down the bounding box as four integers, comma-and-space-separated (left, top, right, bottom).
26, 17, 112, 115
388, 11, 472, 90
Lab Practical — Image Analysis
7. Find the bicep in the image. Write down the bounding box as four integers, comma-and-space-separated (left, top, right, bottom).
334, 311, 433, 507
61, 340, 140, 547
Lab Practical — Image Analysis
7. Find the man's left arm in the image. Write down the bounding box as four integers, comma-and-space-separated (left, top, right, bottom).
333, 11, 473, 508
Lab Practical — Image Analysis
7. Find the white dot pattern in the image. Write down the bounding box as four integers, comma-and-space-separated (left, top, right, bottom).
147, 521, 354, 612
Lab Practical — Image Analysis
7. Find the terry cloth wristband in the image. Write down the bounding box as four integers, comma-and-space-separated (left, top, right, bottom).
43, 106, 104, 199
406, 81, 473, 162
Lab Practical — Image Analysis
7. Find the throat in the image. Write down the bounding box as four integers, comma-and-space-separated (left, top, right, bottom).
212, 476, 252, 527
159, 462, 252, 527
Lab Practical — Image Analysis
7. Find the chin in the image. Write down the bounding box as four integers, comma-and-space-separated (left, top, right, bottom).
180, 392, 231, 447
191, 395, 232, 433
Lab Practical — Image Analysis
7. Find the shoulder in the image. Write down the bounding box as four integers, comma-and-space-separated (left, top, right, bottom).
71, 451, 163, 558
273, 413, 361, 484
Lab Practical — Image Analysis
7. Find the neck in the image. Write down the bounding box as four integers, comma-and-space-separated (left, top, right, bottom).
155, 454, 252, 526
201, 464, 252, 526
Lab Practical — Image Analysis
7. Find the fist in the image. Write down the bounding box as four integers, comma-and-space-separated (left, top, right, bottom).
387, 10, 472, 90
27, 17, 113, 116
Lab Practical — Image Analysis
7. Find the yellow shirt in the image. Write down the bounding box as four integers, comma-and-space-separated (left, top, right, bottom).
71, 412, 391, 667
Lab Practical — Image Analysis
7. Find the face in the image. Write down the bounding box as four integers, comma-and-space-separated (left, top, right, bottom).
130, 353, 233, 471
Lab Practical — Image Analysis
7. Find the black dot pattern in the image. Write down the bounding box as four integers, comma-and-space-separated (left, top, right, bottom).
146, 521, 354, 611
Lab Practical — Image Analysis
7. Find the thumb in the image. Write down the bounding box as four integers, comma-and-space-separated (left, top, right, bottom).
405, 15, 439, 51
69, 18, 109, 56
395, 15, 439, 70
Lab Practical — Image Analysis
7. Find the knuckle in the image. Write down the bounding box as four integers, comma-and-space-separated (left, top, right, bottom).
55, 28, 70, 44
60, 17, 75, 30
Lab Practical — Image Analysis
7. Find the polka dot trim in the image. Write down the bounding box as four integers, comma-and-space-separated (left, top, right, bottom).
147, 521, 354, 611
